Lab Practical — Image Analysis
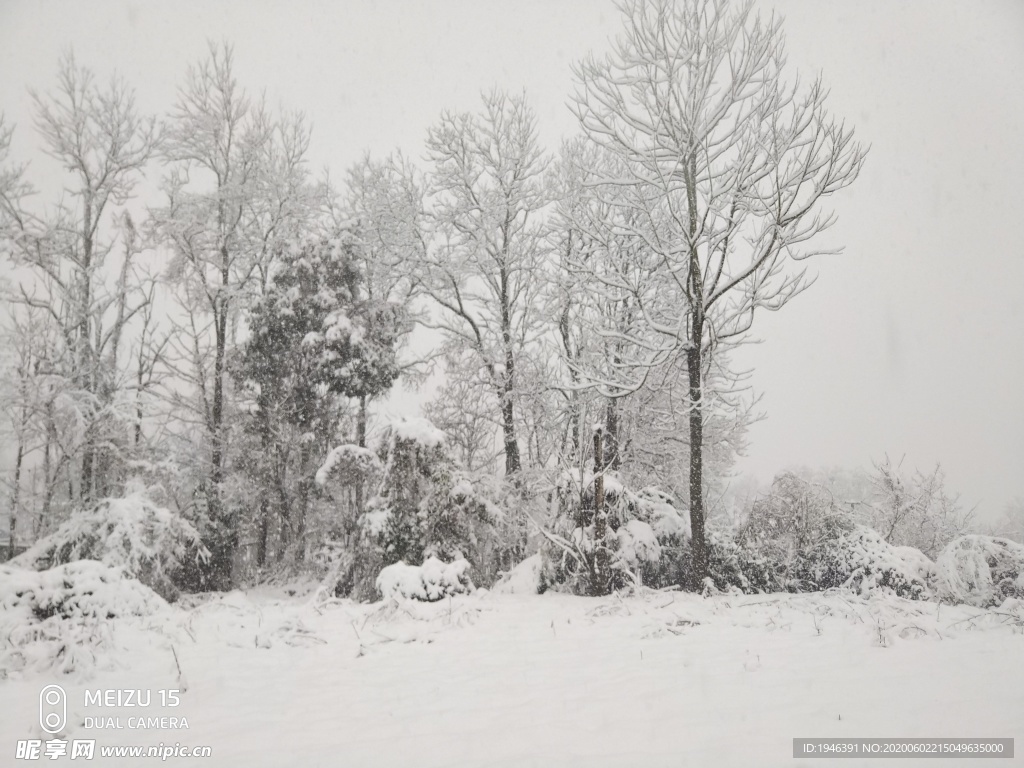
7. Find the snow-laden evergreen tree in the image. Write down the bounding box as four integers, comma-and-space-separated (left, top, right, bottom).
324, 417, 503, 600
237, 233, 403, 569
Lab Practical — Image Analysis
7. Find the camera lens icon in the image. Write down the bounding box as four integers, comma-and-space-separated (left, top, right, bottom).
39, 685, 66, 734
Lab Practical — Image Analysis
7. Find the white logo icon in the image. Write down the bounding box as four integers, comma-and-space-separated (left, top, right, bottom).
39, 684, 66, 734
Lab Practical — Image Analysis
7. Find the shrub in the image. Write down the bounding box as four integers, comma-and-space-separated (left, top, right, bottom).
814, 526, 930, 599
493, 553, 544, 595
11, 485, 208, 601
704, 530, 778, 594
0, 561, 167, 676
893, 545, 937, 587
936, 535, 1024, 607
731, 474, 930, 598
375, 556, 474, 601
326, 417, 502, 599
540, 472, 684, 594
738, 472, 852, 589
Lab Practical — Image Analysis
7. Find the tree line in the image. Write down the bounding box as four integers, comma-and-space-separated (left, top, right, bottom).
0, 0, 870, 592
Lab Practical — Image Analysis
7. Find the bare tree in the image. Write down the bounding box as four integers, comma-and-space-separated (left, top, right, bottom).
424, 350, 501, 473
568, 0, 866, 585
864, 457, 974, 559
419, 91, 551, 479
0, 53, 158, 510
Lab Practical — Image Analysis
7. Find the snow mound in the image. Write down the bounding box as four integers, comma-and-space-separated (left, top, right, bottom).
936, 535, 1024, 607
10, 487, 207, 600
376, 557, 474, 601
0, 561, 168, 676
492, 554, 544, 595
388, 416, 446, 448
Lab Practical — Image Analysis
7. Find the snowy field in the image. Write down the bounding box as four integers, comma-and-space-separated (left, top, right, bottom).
2, 583, 1022, 767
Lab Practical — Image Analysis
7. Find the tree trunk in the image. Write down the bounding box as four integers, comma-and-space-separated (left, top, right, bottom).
295, 443, 312, 563
499, 264, 522, 477
275, 448, 290, 560
686, 342, 708, 589
256, 496, 269, 568
39, 406, 55, 536
8, 442, 22, 561
685, 150, 708, 591
79, 195, 96, 507
592, 427, 608, 595
355, 394, 367, 514
205, 265, 233, 588
604, 399, 620, 472
499, 377, 522, 476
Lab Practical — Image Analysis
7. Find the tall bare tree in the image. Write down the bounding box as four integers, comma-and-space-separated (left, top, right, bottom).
419, 91, 550, 479
569, 0, 866, 585
0, 53, 158, 510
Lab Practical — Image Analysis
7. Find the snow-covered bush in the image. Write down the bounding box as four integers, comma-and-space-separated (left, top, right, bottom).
11, 485, 208, 601
730, 475, 930, 598
542, 472, 689, 594
703, 530, 778, 594
737, 472, 852, 590
375, 556, 474, 601
493, 553, 544, 595
935, 535, 1024, 607
327, 417, 504, 600
0, 561, 167, 676
814, 526, 930, 599
421, 469, 503, 578
894, 545, 938, 587
615, 520, 661, 570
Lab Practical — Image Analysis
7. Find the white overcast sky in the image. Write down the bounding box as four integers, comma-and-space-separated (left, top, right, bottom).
1, 0, 1022, 520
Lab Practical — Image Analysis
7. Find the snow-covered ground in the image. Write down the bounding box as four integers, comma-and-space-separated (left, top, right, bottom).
1, 585, 1022, 767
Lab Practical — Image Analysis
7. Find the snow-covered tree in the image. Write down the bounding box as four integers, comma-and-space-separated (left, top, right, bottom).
236, 233, 403, 565
326, 417, 502, 600
419, 91, 551, 479
861, 458, 973, 559
152, 43, 324, 587
0, 54, 158, 515
567, 0, 866, 584
340, 153, 426, 444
